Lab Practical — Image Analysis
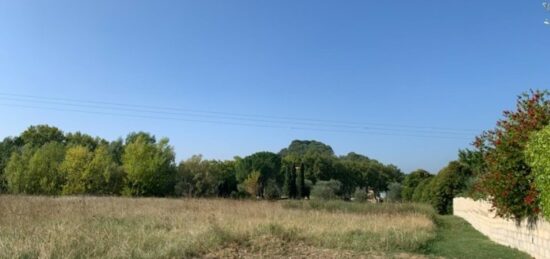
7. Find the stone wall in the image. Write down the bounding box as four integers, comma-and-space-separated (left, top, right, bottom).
453, 197, 550, 259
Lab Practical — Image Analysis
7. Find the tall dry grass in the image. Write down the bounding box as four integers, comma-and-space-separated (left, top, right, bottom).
0, 196, 435, 258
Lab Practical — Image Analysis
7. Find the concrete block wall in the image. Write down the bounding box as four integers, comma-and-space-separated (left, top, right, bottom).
454, 197, 550, 259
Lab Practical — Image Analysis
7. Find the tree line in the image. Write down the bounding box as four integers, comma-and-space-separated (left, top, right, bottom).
0, 127, 404, 200
2, 90, 547, 220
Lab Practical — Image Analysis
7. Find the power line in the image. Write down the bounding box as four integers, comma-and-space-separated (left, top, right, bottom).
0, 96, 474, 136
0, 92, 481, 133
0, 101, 473, 140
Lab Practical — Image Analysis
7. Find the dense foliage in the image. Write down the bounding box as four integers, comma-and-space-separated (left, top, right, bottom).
526, 125, 550, 220
0, 125, 404, 201
402, 169, 432, 201
474, 90, 550, 223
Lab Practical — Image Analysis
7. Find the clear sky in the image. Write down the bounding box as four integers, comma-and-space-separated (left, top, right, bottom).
0, 1, 549, 173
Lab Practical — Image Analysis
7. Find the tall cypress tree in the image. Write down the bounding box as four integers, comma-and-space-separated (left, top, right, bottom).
289, 164, 297, 199
296, 163, 305, 199
283, 166, 291, 198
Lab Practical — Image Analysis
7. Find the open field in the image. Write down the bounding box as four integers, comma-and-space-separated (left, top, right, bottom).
0, 196, 530, 259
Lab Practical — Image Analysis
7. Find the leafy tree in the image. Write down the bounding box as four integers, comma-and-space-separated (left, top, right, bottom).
311, 180, 342, 200
4, 145, 35, 194
175, 155, 236, 197
430, 161, 472, 214
63, 145, 125, 195
122, 134, 176, 196
30, 142, 66, 194
61, 145, 93, 194
235, 152, 281, 198
65, 132, 106, 150
280, 140, 335, 183
386, 182, 403, 202
89, 145, 125, 195
6, 142, 66, 195
420, 178, 435, 203
216, 160, 238, 197
20, 125, 65, 147
125, 131, 156, 144
279, 140, 334, 158
526, 125, 550, 220
240, 170, 261, 197
411, 177, 433, 202
474, 90, 550, 223
107, 138, 124, 164
402, 169, 432, 201
0, 137, 22, 192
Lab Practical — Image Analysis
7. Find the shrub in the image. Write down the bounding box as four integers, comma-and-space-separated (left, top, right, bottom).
386, 182, 403, 202
353, 188, 369, 202
430, 161, 472, 214
263, 179, 281, 200
311, 180, 342, 200
474, 90, 550, 223
411, 177, 432, 203
526, 125, 550, 220
239, 171, 261, 197
402, 169, 432, 201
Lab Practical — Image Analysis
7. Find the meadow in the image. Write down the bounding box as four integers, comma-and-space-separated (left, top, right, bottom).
0, 196, 530, 259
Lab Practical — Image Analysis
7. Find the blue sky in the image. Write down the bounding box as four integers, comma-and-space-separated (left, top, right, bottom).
0, 1, 548, 173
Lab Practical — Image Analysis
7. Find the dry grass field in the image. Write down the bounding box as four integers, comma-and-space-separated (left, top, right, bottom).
0, 196, 436, 258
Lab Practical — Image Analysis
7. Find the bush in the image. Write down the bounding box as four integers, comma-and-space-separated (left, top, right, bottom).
353, 188, 369, 202
311, 180, 342, 200
411, 178, 431, 203
386, 182, 403, 202
264, 179, 281, 200
402, 169, 432, 201
430, 161, 472, 214
526, 125, 550, 220
474, 90, 550, 223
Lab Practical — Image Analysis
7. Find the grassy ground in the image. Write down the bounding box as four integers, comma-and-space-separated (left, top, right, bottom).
0, 196, 434, 258
0, 196, 532, 258
421, 215, 532, 259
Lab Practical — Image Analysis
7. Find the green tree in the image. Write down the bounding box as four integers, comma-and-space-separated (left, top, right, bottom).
235, 152, 281, 198
8, 142, 66, 195
63, 145, 125, 195
66, 132, 106, 150
20, 125, 65, 147
402, 169, 432, 201
430, 161, 472, 214
526, 125, 550, 219
0, 137, 22, 192
411, 177, 433, 202
279, 140, 334, 158
122, 134, 176, 196
240, 170, 261, 197
61, 145, 93, 194
4, 145, 35, 194
89, 145, 125, 195
175, 155, 234, 197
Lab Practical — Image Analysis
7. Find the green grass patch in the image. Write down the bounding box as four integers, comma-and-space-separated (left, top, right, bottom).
421, 215, 532, 259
